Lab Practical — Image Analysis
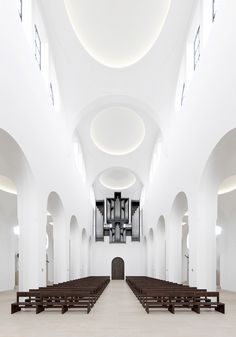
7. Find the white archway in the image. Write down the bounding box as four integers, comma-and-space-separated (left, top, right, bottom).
47, 191, 67, 283
196, 129, 236, 291
0, 129, 38, 291
69, 215, 80, 280
147, 228, 155, 277
156, 215, 166, 280
81, 228, 88, 277
168, 192, 188, 283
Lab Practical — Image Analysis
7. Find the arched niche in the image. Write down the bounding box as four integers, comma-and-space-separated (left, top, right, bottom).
47, 191, 66, 283
81, 228, 88, 277
156, 215, 166, 280
143, 236, 147, 275
0, 129, 33, 291
69, 215, 80, 280
147, 228, 155, 277
168, 192, 188, 283
198, 128, 236, 291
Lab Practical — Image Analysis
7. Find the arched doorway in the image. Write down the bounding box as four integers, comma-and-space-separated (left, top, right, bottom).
156, 216, 166, 280
168, 191, 188, 283
111, 257, 125, 280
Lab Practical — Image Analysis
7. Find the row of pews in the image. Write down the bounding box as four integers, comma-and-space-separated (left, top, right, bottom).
126, 276, 225, 314
11, 276, 110, 314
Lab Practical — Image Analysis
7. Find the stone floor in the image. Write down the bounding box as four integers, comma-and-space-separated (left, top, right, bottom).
0, 281, 236, 337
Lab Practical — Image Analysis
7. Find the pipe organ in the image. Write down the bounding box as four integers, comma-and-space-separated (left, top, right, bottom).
95, 192, 140, 243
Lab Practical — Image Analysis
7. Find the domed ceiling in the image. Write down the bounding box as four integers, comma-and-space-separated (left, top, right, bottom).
90, 106, 145, 155
64, 0, 171, 68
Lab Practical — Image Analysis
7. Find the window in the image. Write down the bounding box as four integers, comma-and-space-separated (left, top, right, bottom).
212, 0, 217, 21
49, 82, 54, 106
194, 26, 200, 70
18, 0, 22, 21
34, 25, 41, 70
181, 82, 186, 106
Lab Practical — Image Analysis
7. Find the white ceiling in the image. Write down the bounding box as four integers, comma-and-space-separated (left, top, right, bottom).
99, 167, 136, 190
64, 0, 171, 68
90, 106, 145, 155
38, 0, 196, 199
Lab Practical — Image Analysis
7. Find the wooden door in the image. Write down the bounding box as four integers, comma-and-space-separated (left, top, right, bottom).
112, 257, 125, 280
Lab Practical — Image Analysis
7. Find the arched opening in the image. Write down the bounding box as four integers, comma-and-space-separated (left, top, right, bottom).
81, 228, 88, 277
69, 215, 80, 280
156, 216, 166, 280
0, 176, 18, 290
143, 236, 147, 276
111, 257, 125, 280
46, 212, 54, 285
169, 192, 188, 284
0, 129, 33, 291
199, 129, 236, 291
147, 228, 155, 277
182, 212, 189, 285
47, 191, 66, 284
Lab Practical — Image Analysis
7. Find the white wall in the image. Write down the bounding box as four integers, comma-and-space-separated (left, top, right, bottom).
218, 190, 236, 291
1, 0, 236, 292
0, 191, 17, 291
90, 237, 146, 277
144, 1, 236, 290
0, 1, 93, 290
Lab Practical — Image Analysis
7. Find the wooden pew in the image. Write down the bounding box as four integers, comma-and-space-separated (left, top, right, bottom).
126, 276, 225, 314
11, 276, 110, 314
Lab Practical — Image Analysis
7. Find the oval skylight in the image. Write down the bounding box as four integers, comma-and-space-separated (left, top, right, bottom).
0, 175, 17, 195
64, 0, 171, 68
99, 168, 136, 190
90, 106, 145, 155
218, 175, 236, 195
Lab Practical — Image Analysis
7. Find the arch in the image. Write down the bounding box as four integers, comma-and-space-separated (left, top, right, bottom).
81, 228, 88, 277
143, 235, 148, 276
69, 215, 80, 280
0, 128, 32, 190
197, 128, 236, 291
168, 191, 189, 283
111, 257, 125, 280
46, 191, 67, 283
147, 228, 155, 277
0, 129, 34, 291
156, 215, 166, 280
47, 191, 65, 219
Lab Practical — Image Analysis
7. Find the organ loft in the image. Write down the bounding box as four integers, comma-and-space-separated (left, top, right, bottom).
95, 192, 140, 243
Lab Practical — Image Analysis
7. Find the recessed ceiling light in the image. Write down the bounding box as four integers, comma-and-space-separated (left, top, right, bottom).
99, 167, 136, 190
90, 106, 145, 155
64, 0, 171, 68
0, 175, 17, 195
218, 175, 236, 195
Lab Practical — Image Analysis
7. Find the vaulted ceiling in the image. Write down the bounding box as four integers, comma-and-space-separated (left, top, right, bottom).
37, 0, 196, 198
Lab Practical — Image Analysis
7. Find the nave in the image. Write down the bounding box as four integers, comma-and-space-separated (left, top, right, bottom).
1, 281, 236, 337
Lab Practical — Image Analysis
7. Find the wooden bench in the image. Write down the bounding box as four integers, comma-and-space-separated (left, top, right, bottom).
11, 276, 110, 315
126, 276, 225, 315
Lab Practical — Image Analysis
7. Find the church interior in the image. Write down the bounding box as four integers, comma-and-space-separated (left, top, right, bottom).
1, 0, 236, 336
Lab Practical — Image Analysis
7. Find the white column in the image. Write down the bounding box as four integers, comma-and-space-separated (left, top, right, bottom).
189, 194, 217, 291
53, 214, 69, 283
18, 190, 46, 291
166, 220, 182, 283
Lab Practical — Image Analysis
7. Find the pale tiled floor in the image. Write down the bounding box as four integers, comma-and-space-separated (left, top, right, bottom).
0, 281, 236, 337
